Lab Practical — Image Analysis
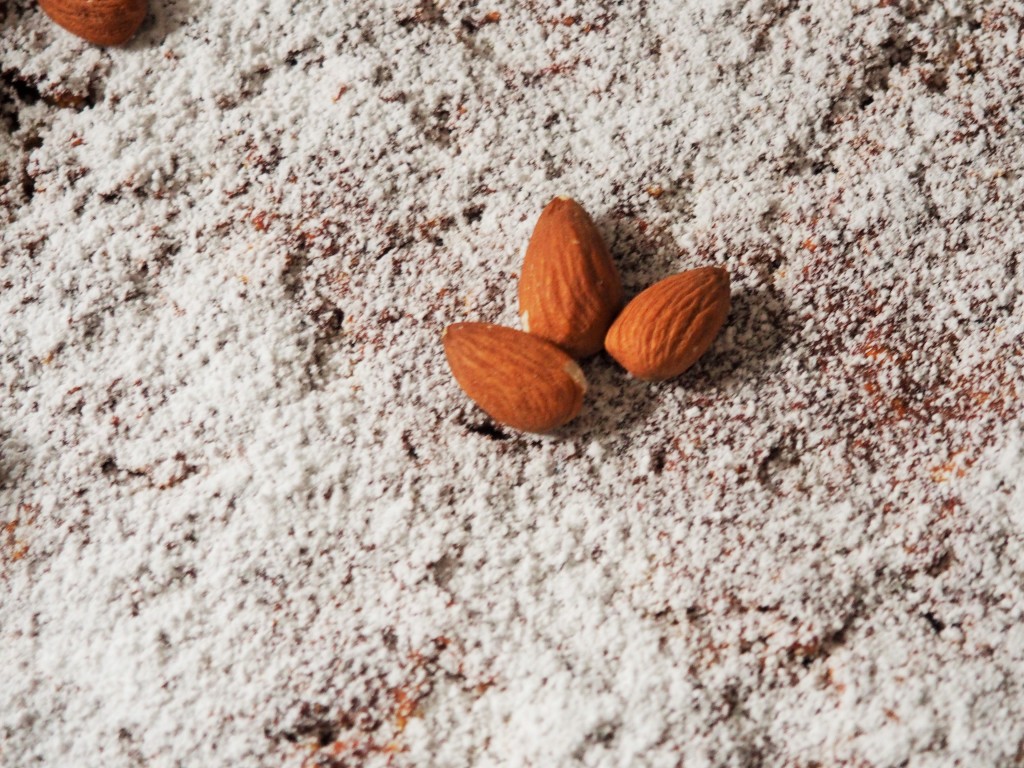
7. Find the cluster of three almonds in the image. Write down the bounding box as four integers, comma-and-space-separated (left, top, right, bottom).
443, 196, 730, 434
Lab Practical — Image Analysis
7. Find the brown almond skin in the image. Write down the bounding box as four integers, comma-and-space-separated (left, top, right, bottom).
518, 196, 623, 359
605, 266, 730, 381
40, 0, 147, 46
443, 322, 586, 433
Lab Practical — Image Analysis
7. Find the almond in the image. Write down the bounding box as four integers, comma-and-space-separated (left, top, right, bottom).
443, 322, 586, 433
605, 266, 730, 381
518, 196, 623, 359
39, 0, 147, 46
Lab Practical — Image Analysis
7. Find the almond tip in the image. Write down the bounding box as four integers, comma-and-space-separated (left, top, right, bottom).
564, 360, 587, 394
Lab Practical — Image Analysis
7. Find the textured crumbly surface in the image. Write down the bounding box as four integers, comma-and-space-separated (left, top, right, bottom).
2, 0, 1023, 765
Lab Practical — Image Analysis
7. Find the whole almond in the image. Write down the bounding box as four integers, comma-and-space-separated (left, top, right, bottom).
443, 322, 586, 433
39, 0, 147, 46
605, 266, 730, 381
518, 196, 623, 359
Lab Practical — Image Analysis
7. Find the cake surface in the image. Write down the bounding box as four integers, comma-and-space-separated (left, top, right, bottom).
2, 1, 1023, 765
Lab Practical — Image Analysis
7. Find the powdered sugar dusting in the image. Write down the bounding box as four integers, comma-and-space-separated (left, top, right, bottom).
2, 0, 1023, 765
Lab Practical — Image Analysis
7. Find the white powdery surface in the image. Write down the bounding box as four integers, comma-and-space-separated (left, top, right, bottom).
2, 0, 1023, 765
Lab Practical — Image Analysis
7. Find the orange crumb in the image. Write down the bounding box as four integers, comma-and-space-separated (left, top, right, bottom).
251, 211, 271, 231
861, 343, 888, 358
393, 686, 420, 731
931, 458, 968, 483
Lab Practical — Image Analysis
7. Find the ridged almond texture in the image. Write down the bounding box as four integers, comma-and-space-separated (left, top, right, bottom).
39, 0, 147, 46
518, 196, 623, 359
605, 266, 730, 381
443, 322, 586, 433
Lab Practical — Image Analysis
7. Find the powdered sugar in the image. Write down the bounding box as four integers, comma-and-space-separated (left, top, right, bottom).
2, 0, 1024, 765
